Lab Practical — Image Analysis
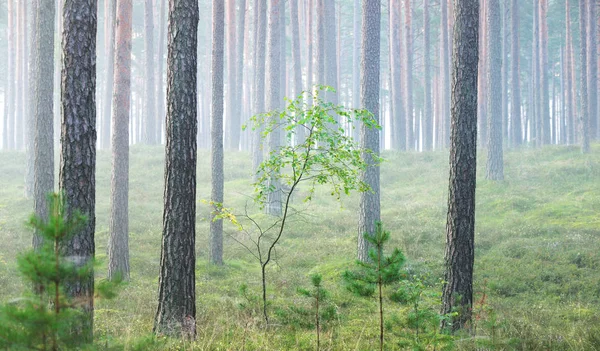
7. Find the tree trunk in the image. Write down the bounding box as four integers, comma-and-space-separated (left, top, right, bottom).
441, 0, 479, 333
291, 0, 304, 144
510, 0, 522, 146
324, 0, 338, 104
587, 0, 597, 141
565, 0, 575, 145
225, 0, 237, 150
33, 0, 56, 251
143, 0, 157, 144
252, 0, 267, 179
25, 0, 39, 198
390, 0, 404, 151
357, 0, 381, 262
404, 0, 414, 150
210, 0, 225, 266
234, 0, 247, 150
441, 0, 451, 148
579, 0, 590, 153
422, 0, 432, 151
478, 0, 488, 148
155, 0, 166, 143
265, 0, 282, 216
501, 0, 509, 143
539, 0, 549, 145
316, 0, 325, 85
59, 0, 98, 342
486, 0, 503, 180
352, 0, 360, 141
102, 0, 116, 149
108, 0, 132, 281
154, 0, 198, 339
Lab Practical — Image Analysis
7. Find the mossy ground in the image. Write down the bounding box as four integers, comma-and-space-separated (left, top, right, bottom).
1, 144, 599, 350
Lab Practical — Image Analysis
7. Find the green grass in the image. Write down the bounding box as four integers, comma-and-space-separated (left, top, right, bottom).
1, 144, 600, 350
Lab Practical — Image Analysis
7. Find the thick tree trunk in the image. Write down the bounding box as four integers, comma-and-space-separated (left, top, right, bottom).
143, 0, 157, 144
210, 0, 225, 266
441, 0, 479, 333
108, 0, 132, 281
33, 0, 55, 251
154, 0, 198, 338
422, 0, 432, 151
102, 0, 116, 149
579, 0, 590, 153
59, 0, 98, 342
510, 0, 522, 147
357, 0, 381, 262
486, 0, 503, 180
25, 0, 39, 198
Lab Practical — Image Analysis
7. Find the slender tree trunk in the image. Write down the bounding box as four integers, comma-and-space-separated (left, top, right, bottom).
316, 0, 325, 85
390, 0, 404, 151
441, 0, 479, 333
266, 0, 282, 216
352, 0, 360, 141
587, 0, 597, 140
510, 0, 522, 146
423, 0, 432, 151
33, 0, 56, 251
6, 0, 15, 150
210, 0, 225, 266
154, 0, 198, 338
143, 0, 156, 144
108, 0, 132, 281
404, 0, 414, 150
225, 0, 237, 150
441, 0, 451, 148
478, 0, 488, 148
59, 0, 98, 342
324, 0, 338, 104
357, 0, 381, 262
15, 0, 25, 150
155, 0, 166, 143
486, 0, 503, 180
565, 0, 575, 145
102, 0, 116, 149
234, 0, 247, 150
579, 0, 590, 153
25, 0, 39, 198
501, 0, 509, 143
539, 0, 550, 145
291, 0, 305, 144
252, 0, 267, 179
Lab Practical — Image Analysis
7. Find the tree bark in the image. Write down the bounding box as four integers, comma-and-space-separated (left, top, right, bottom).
316, 0, 325, 85
59, 0, 98, 342
210, 0, 225, 266
422, 0, 432, 151
486, 0, 503, 180
352, 0, 360, 141
108, 0, 132, 281
25, 0, 39, 198
565, 0, 575, 145
225, 0, 237, 150
441, 0, 479, 333
155, 0, 166, 143
357, 0, 381, 262
234, 0, 247, 150
33, 0, 56, 251
390, 0, 404, 151
252, 0, 267, 179
587, 0, 597, 140
291, 0, 304, 144
539, 0, 550, 145
324, 0, 338, 104
154, 0, 198, 338
404, 0, 413, 150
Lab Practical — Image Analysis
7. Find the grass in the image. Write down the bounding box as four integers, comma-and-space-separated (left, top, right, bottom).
1, 143, 599, 350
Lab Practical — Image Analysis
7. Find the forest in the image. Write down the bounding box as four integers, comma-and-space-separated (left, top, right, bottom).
0, 0, 599, 349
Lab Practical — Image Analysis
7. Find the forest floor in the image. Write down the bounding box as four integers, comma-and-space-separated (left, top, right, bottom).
0, 144, 599, 350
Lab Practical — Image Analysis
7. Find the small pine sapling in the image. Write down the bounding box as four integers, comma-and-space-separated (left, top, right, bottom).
343, 222, 405, 351
296, 273, 336, 351
0, 193, 120, 350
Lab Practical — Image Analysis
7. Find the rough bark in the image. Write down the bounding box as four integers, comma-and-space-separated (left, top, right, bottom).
59, 0, 98, 342
579, 0, 590, 153
25, 0, 39, 198
510, 0, 521, 146
154, 0, 198, 339
266, 0, 282, 216
486, 0, 503, 180
423, 0, 432, 151
108, 0, 132, 281
357, 0, 381, 262
102, 0, 116, 149
441, 0, 479, 332
210, 0, 225, 266
143, 0, 157, 144
33, 0, 55, 251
